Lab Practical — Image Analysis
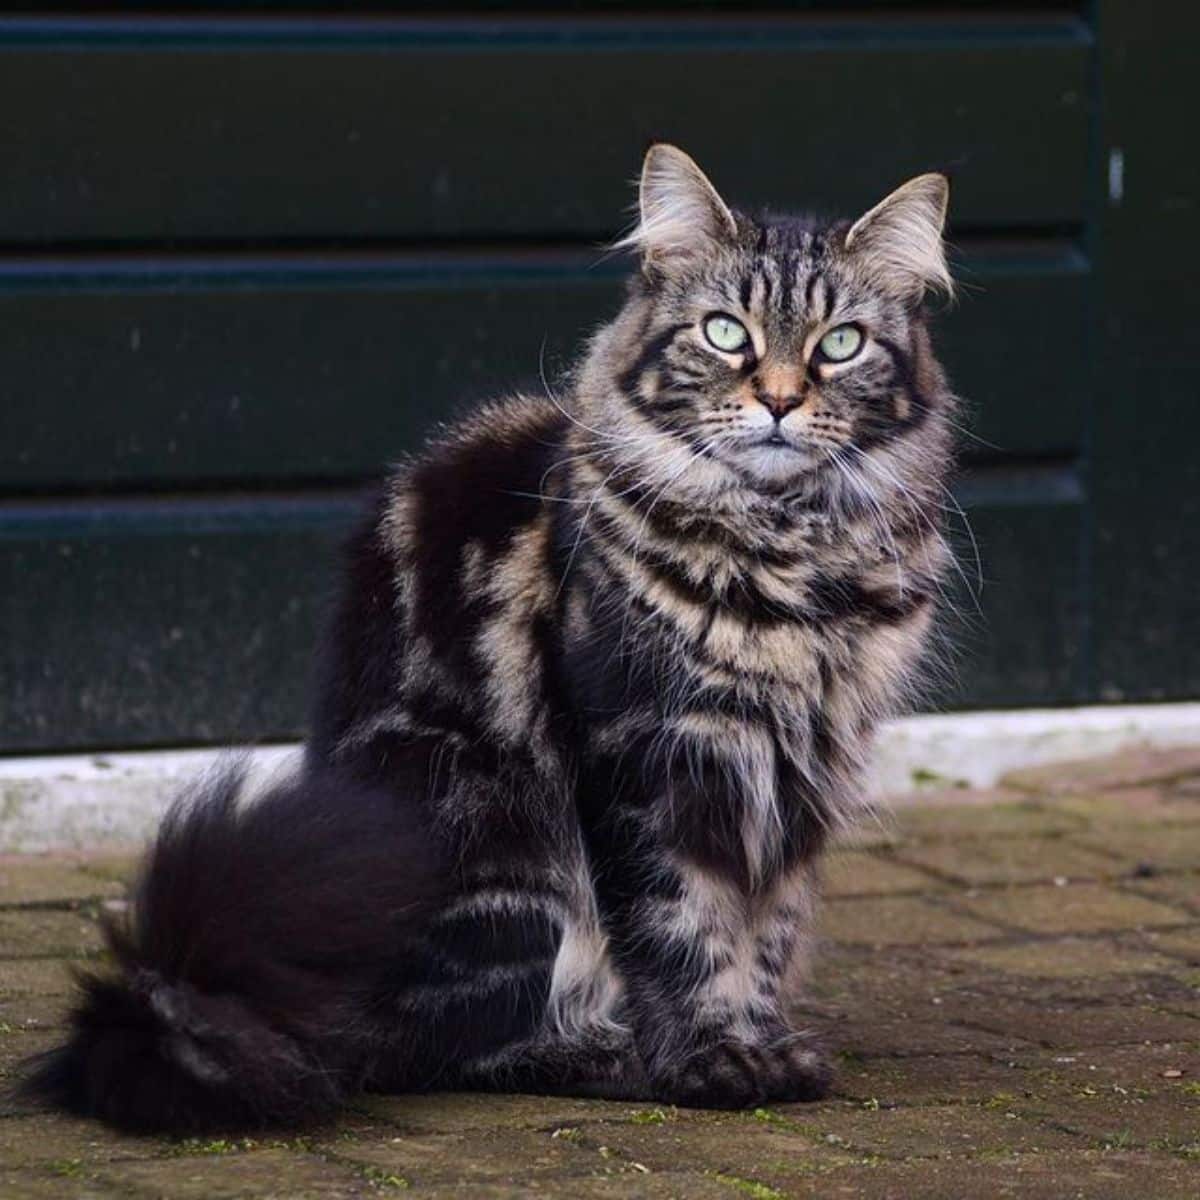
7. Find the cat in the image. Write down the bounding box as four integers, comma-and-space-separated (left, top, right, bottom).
21, 144, 956, 1133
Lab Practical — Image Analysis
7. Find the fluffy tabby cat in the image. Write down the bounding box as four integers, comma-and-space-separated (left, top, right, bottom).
23, 145, 956, 1132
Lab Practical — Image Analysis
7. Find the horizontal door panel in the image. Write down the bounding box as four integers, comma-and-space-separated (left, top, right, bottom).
940, 465, 1086, 708
0, 495, 357, 754
0, 473, 1084, 752
0, 14, 1089, 242
0, 245, 1086, 490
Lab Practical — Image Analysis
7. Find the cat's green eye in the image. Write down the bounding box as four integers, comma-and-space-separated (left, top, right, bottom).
704, 314, 750, 354
818, 325, 864, 362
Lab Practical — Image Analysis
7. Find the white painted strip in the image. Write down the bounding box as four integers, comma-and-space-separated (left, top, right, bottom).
0, 745, 301, 854
872, 702, 1200, 796
1, 703, 1199, 852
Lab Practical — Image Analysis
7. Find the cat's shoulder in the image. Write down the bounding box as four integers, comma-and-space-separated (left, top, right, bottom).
372, 392, 568, 561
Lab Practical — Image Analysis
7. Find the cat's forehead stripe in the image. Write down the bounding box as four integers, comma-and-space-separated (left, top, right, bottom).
728, 222, 849, 324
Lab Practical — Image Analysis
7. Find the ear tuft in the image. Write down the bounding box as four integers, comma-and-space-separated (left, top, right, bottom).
614, 144, 737, 272
844, 174, 952, 302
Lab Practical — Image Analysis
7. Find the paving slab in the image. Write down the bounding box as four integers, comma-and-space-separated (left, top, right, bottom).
940, 937, 1183, 981
1040, 970, 1200, 1010
323, 1125, 639, 1189
832, 1052, 1048, 1107
788, 1151, 1200, 1200
352, 1091, 667, 1136
571, 1116, 862, 1195
1054, 787, 1200, 827
0, 1112, 164, 1168
891, 836, 1119, 887
548, 1172, 738, 1198
0, 992, 72, 1032
0, 958, 78, 998
1137, 926, 1200, 965
1015, 1089, 1200, 1151
0, 1169, 128, 1200
809, 941, 985, 994
1073, 824, 1200, 875
0, 858, 126, 908
98, 1146, 377, 1199
889, 799, 1087, 841
830, 1016, 1033, 1060
950, 883, 1192, 936
1001, 745, 1200, 794
818, 896, 1008, 947
930, 997, 1200, 1050
768, 1100, 1085, 1159
0, 1031, 69, 1117
73, 856, 140, 887
1125, 872, 1200, 916
0, 910, 105, 960
821, 850, 944, 898
996, 1043, 1200, 1104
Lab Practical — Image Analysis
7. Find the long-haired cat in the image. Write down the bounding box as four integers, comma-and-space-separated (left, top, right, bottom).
21, 145, 955, 1132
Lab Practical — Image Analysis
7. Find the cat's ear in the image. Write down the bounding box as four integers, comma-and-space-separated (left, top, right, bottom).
844, 174, 952, 302
618, 144, 737, 273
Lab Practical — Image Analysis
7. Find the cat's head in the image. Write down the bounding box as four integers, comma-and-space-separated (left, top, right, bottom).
579, 144, 954, 504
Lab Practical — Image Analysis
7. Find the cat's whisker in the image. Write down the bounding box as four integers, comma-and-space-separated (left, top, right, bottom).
855, 469, 978, 634
828, 447, 908, 601
536, 436, 669, 502
830, 444, 982, 643
555, 456, 636, 601
612, 439, 725, 644
846, 444, 984, 614
921, 398, 1002, 452
538, 339, 665, 452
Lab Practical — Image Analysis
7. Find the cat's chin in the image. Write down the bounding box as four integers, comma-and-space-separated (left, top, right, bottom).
724, 439, 822, 487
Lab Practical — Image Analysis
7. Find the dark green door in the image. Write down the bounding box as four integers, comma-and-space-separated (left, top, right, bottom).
1, 3, 1195, 752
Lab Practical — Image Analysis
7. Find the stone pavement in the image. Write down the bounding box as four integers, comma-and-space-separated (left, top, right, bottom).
1, 745, 1198, 1199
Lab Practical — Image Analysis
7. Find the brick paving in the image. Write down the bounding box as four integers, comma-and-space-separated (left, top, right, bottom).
1, 745, 1198, 1198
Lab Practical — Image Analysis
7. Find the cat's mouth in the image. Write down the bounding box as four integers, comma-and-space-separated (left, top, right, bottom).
758, 432, 798, 450
746, 431, 814, 458
721, 432, 822, 483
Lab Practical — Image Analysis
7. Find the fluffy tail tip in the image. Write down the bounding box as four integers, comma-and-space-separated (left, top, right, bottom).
15, 967, 344, 1135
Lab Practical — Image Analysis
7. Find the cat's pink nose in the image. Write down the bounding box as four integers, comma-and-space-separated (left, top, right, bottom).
758, 392, 803, 419
754, 363, 805, 418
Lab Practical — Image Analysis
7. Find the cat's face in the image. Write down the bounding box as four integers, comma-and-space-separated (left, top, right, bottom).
597, 146, 952, 498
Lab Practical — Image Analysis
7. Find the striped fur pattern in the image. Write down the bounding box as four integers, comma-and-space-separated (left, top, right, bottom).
23, 146, 956, 1130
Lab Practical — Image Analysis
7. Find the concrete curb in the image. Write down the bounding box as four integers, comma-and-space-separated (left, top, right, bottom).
2, 702, 1199, 852
0, 746, 300, 854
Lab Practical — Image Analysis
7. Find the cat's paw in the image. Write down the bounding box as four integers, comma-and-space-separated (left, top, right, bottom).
653, 1034, 832, 1110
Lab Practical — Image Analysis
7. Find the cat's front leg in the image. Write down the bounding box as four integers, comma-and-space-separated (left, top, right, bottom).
582, 758, 832, 1108
632, 861, 830, 1109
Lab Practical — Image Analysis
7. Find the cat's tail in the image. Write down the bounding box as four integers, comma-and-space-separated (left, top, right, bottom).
16, 758, 445, 1134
